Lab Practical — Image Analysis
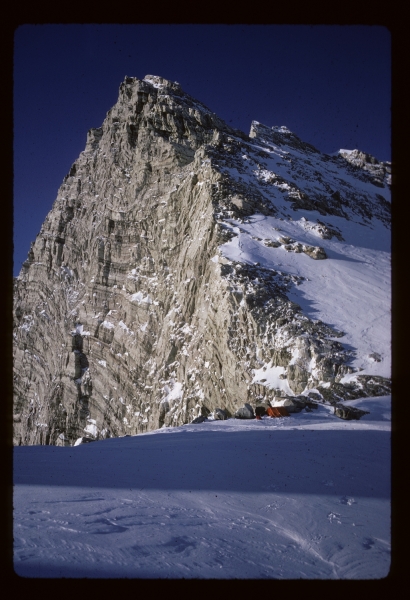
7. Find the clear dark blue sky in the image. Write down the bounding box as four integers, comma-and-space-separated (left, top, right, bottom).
13, 24, 391, 276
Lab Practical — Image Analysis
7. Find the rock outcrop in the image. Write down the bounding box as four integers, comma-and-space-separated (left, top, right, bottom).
333, 403, 370, 420
338, 149, 391, 188
13, 75, 391, 445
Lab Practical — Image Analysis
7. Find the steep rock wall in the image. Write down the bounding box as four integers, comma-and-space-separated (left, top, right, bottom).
13, 75, 391, 445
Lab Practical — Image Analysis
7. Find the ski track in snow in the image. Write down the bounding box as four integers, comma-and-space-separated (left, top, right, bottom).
14, 396, 391, 579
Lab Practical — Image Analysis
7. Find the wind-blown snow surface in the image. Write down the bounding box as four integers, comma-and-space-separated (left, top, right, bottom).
14, 396, 390, 579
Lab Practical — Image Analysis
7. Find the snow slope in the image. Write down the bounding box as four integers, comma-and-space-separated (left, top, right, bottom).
219, 211, 391, 380
14, 395, 391, 579
212, 122, 391, 388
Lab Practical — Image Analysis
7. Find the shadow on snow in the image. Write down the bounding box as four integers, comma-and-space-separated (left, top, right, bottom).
14, 428, 390, 499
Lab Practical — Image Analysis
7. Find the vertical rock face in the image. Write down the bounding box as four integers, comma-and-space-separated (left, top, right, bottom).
13, 75, 391, 445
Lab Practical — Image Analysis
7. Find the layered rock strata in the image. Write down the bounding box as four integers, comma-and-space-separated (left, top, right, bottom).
13, 75, 391, 445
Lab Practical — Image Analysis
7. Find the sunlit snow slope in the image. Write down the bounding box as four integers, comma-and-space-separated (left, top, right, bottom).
219, 213, 390, 379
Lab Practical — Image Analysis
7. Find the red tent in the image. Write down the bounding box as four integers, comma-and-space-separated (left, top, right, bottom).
266, 406, 290, 418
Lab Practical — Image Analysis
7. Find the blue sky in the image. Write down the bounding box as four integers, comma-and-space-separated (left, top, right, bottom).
13, 24, 391, 276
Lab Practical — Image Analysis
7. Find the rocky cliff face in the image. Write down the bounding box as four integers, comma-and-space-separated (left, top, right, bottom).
13, 75, 391, 445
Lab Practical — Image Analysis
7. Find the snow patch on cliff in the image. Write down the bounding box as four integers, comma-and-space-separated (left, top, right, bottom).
252, 364, 294, 395
130, 292, 152, 304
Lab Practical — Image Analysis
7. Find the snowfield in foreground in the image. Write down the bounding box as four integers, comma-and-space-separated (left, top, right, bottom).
14, 395, 391, 579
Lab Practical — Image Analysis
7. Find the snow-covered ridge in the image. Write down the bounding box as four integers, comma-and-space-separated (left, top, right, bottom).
204, 101, 390, 400
338, 148, 391, 187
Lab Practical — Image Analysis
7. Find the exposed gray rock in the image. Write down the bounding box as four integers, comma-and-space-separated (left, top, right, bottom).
191, 415, 207, 424
234, 403, 255, 419
272, 395, 318, 413
339, 149, 391, 188
272, 397, 305, 413
314, 220, 344, 241
333, 403, 370, 420
302, 245, 327, 260
317, 375, 391, 405
262, 239, 281, 248
213, 408, 228, 420
306, 392, 323, 402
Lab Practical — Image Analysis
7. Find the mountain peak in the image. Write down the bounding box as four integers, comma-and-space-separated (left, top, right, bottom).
143, 74, 182, 91
13, 79, 391, 446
